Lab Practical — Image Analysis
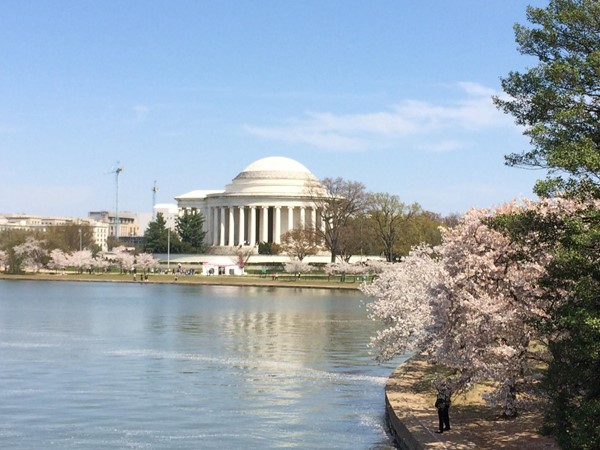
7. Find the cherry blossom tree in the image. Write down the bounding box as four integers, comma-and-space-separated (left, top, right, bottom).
362, 246, 442, 361
13, 237, 47, 273
68, 250, 96, 274
494, 197, 600, 444
0, 250, 7, 271
325, 261, 366, 282
433, 203, 552, 417
48, 249, 69, 273
135, 253, 159, 275
112, 246, 135, 273
363, 201, 558, 417
283, 260, 313, 277
363, 259, 389, 275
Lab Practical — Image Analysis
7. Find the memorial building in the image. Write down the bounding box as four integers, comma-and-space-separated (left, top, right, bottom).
175, 156, 325, 252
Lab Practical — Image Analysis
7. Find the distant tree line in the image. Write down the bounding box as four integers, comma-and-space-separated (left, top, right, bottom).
280, 180, 459, 263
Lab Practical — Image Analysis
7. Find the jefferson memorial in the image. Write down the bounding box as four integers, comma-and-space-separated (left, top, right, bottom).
175, 156, 325, 252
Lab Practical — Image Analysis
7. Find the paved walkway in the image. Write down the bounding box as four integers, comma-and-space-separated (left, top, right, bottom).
385, 355, 558, 449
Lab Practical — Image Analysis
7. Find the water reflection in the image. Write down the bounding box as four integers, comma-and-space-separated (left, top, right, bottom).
0, 281, 399, 449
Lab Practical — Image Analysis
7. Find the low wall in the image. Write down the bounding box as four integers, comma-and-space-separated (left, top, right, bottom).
385, 394, 425, 450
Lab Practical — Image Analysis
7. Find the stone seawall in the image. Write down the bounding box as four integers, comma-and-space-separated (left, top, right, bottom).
384, 355, 449, 449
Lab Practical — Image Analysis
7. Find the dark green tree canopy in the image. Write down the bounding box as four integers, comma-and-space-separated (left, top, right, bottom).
494, 0, 600, 198
176, 209, 206, 253
144, 213, 178, 253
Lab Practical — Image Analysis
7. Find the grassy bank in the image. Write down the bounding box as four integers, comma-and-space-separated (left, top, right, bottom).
0, 272, 361, 290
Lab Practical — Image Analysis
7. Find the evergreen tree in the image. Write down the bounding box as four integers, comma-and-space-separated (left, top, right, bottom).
175, 210, 206, 253
495, 1, 600, 446
144, 213, 178, 253
494, 0, 600, 199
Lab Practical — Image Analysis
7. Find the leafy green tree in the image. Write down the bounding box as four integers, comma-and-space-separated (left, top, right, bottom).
144, 213, 180, 253
494, 0, 600, 199
366, 193, 422, 262
176, 209, 206, 253
495, 0, 600, 446
258, 241, 280, 255
45, 224, 97, 253
394, 211, 444, 257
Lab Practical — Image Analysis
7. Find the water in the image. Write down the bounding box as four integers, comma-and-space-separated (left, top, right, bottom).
0, 280, 401, 449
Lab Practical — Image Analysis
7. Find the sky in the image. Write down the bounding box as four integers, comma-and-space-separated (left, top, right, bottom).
0, 0, 549, 227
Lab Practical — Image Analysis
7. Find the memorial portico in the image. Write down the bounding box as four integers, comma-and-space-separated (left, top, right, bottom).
176, 156, 325, 253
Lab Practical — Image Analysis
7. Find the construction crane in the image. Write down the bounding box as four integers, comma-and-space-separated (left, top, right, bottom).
152, 180, 158, 219
109, 163, 124, 241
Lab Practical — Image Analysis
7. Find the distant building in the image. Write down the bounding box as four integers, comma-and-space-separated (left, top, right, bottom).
176, 156, 326, 253
153, 203, 179, 230
0, 213, 110, 251
88, 211, 140, 241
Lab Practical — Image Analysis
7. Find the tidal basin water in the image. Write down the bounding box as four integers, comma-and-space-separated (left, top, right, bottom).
0, 280, 401, 449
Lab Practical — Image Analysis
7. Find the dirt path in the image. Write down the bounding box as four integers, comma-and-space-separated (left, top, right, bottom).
385, 355, 558, 449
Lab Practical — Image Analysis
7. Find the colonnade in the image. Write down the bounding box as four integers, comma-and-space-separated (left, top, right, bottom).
201, 205, 319, 247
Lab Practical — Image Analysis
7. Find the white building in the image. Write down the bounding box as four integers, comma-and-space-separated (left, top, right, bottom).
0, 213, 110, 251
153, 203, 179, 230
88, 211, 140, 240
176, 156, 326, 252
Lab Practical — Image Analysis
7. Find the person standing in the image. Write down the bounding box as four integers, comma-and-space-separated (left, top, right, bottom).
434, 379, 452, 433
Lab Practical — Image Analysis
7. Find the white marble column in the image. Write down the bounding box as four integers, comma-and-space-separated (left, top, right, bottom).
249, 207, 257, 246
238, 206, 245, 245
274, 207, 281, 244
228, 207, 235, 246
202, 207, 209, 233
287, 206, 294, 232
261, 206, 269, 243
206, 207, 212, 245
310, 208, 317, 230
219, 207, 226, 246
300, 207, 306, 229
212, 206, 219, 246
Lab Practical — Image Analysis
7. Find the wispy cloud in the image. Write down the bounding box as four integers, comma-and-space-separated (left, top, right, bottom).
244, 82, 515, 152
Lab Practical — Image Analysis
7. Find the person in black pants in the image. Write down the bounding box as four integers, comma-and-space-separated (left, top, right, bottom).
434, 379, 452, 433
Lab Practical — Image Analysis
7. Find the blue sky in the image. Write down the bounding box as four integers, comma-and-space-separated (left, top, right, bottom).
0, 0, 548, 223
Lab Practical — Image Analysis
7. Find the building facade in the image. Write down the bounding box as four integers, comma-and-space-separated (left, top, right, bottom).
176, 156, 325, 251
88, 211, 140, 241
153, 203, 179, 230
0, 213, 110, 251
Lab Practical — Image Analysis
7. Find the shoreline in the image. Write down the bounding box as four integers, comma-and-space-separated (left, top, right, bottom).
0, 272, 361, 291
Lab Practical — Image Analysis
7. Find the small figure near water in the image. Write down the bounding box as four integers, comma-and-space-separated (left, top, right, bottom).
434, 379, 452, 434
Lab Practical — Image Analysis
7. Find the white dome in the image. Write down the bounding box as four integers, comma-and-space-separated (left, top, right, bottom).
242, 156, 312, 174
224, 156, 321, 196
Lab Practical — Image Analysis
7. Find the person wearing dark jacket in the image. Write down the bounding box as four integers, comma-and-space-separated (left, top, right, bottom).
434, 379, 452, 433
